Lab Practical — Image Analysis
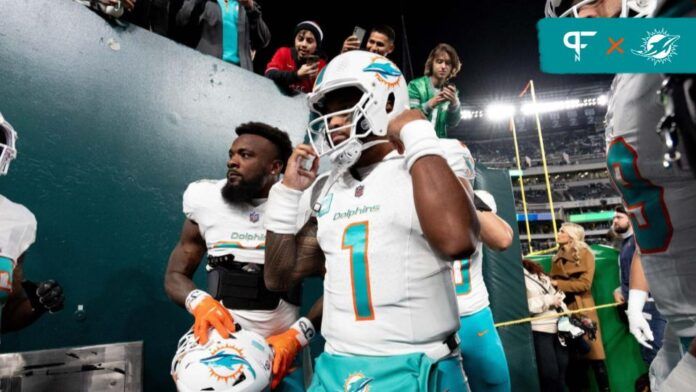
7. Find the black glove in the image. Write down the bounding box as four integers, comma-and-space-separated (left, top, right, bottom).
23, 280, 65, 314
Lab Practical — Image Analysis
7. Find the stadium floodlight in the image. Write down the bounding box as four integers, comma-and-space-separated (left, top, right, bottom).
485, 103, 516, 121
520, 99, 582, 115
460, 92, 610, 121
461, 109, 483, 119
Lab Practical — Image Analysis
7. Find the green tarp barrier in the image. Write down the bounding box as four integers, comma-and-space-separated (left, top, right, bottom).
476, 165, 540, 391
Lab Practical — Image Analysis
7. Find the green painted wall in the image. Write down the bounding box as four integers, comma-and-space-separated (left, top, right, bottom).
1, 2, 570, 391
0, 1, 308, 390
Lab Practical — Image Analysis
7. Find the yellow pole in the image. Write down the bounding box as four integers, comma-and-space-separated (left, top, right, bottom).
509, 117, 534, 253
529, 80, 559, 242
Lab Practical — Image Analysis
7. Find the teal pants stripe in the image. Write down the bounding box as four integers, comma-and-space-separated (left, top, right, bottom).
458, 307, 511, 392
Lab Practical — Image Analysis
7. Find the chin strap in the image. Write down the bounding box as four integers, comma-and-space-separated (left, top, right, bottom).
313, 139, 390, 216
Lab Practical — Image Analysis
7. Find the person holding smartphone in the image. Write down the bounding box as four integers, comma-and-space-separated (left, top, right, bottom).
341, 24, 396, 57
408, 43, 462, 138
265, 21, 327, 95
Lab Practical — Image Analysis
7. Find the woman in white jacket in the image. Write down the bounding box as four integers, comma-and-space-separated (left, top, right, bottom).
523, 259, 568, 392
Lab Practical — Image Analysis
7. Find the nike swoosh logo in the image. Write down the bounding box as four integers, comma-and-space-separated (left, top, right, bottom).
477, 330, 488, 337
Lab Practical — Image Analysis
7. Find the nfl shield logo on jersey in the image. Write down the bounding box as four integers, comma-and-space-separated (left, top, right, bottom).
355, 185, 364, 198
249, 211, 260, 223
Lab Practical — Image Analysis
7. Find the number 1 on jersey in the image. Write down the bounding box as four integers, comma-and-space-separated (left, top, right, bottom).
342, 221, 375, 321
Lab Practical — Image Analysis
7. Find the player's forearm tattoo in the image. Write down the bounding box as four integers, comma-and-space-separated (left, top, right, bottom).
265, 232, 297, 292
265, 219, 324, 291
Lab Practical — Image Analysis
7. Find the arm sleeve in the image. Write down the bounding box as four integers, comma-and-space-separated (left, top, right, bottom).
0, 202, 37, 262
265, 49, 300, 88
182, 183, 199, 222
175, 0, 205, 27
246, 2, 271, 50
408, 80, 432, 115
440, 139, 476, 180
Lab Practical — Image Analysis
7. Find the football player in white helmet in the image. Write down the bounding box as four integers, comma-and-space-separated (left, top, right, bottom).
263, 50, 479, 391
0, 112, 64, 335
544, 1, 696, 390
171, 328, 274, 392
165, 122, 320, 391
545, 0, 658, 17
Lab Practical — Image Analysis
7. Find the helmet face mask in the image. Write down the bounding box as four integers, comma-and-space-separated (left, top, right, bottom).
171, 329, 273, 392
306, 50, 409, 169
307, 88, 375, 158
545, 0, 657, 18
0, 113, 18, 176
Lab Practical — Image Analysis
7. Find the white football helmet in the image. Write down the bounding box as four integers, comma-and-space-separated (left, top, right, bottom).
0, 112, 18, 176
307, 50, 409, 169
171, 329, 273, 392
74, 0, 125, 18
545, 0, 658, 17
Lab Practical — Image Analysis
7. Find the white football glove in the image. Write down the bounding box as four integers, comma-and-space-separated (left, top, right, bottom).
626, 289, 654, 349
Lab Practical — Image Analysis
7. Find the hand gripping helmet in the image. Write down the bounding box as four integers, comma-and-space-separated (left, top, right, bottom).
306, 50, 409, 169
0, 112, 18, 176
545, 0, 658, 18
171, 329, 273, 392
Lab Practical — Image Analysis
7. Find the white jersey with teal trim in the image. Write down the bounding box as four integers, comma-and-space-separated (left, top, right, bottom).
606, 73, 696, 337
0, 195, 37, 263
453, 242, 489, 316
182, 179, 298, 337
307, 137, 471, 357
183, 179, 267, 264
453, 190, 494, 316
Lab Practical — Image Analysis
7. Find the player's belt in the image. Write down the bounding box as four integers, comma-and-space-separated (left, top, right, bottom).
207, 255, 301, 309
425, 333, 461, 362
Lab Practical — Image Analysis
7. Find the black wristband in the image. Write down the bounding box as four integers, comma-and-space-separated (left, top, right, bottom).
474, 193, 493, 212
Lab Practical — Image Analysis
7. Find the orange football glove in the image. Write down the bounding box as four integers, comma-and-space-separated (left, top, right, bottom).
186, 290, 235, 345
266, 317, 315, 390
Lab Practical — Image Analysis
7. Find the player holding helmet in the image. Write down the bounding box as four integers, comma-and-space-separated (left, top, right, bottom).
165, 122, 320, 391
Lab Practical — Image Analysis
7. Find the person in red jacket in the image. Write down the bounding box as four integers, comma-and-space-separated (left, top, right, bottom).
265, 21, 327, 95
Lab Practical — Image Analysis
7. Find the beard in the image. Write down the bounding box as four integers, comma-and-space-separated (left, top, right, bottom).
221, 174, 265, 204
614, 225, 630, 234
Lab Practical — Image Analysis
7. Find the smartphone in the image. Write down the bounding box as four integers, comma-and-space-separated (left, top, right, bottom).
353, 26, 367, 47
304, 54, 320, 65
300, 156, 315, 171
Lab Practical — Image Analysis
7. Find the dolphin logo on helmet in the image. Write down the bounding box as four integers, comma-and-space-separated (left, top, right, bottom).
171, 329, 273, 392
